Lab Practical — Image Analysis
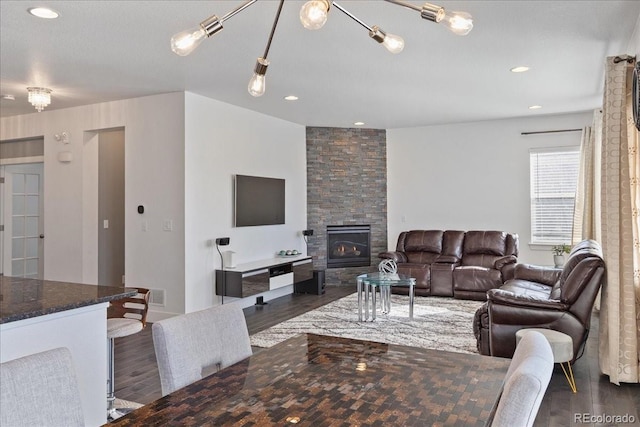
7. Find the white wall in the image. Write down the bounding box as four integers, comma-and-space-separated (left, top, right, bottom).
1, 91, 309, 319
1, 93, 187, 318
184, 93, 307, 313
387, 111, 593, 265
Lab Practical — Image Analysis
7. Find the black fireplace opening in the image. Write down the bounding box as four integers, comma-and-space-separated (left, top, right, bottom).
326, 225, 371, 268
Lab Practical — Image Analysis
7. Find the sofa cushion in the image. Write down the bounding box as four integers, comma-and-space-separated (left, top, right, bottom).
500, 280, 553, 300
464, 231, 507, 256
403, 230, 443, 253
453, 266, 502, 292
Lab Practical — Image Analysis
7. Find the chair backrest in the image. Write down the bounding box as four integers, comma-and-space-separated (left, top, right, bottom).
108, 287, 151, 327
491, 330, 553, 427
152, 303, 252, 396
0, 347, 84, 427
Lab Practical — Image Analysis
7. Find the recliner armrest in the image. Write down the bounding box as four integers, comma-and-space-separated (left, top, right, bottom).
494, 255, 517, 270
487, 289, 569, 311
378, 251, 408, 263
513, 264, 562, 286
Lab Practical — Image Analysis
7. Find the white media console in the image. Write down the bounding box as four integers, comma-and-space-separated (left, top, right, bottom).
215, 255, 313, 299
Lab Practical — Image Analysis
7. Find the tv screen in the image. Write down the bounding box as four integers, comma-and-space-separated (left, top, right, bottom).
234, 175, 285, 227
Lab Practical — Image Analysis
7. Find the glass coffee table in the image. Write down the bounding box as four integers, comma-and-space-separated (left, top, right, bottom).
357, 272, 416, 321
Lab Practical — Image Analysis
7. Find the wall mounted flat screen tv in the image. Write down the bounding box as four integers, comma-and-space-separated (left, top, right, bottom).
234, 175, 285, 227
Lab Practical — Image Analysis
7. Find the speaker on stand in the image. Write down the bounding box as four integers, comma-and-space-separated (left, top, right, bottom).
295, 269, 325, 295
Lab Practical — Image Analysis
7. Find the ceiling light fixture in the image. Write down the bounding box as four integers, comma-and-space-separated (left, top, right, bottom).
248, 0, 285, 97
529, 105, 542, 110
354, 121, 365, 126
26, 87, 52, 112
171, 0, 473, 96
511, 66, 530, 73
284, 95, 299, 101
28, 7, 59, 19
1, 94, 15, 101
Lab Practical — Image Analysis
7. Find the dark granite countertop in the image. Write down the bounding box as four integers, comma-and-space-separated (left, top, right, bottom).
0, 276, 136, 324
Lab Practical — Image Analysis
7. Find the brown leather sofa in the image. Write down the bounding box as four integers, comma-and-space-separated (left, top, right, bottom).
378, 230, 519, 300
473, 239, 605, 362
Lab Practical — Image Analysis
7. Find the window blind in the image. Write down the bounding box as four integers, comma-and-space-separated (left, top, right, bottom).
530, 148, 580, 244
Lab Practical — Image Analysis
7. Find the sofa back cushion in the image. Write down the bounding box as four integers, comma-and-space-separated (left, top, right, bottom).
463, 231, 507, 256
442, 230, 465, 259
401, 230, 444, 253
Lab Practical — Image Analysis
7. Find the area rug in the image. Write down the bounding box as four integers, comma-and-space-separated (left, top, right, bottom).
250, 292, 485, 354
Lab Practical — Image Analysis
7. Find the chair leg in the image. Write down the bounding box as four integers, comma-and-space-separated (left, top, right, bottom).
107, 337, 131, 421
560, 362, 577, 393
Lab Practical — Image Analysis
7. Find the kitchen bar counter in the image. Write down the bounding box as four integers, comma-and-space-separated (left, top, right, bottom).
0, 276, 136, 426
0, 275, 134, 323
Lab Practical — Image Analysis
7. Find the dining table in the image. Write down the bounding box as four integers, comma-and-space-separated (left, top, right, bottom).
108, 333, 510, 426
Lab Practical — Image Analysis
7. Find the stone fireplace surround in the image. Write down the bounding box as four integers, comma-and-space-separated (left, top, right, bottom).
306, 127, 387, 285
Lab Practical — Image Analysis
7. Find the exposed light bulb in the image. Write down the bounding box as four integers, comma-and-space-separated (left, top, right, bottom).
441, 10, 473, 36
300, 0, 330, 30
248, 58, 269, 97
369, 26, 405, 54
382, 33, 405, 54
171, 26, 207, 56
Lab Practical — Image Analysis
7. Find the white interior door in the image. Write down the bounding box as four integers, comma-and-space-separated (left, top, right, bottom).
1, 164, 44, 278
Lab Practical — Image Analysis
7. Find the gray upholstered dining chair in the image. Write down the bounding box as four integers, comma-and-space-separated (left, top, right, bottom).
490, 330, 554, 427
152, 302, 252, 396
0, 347, 84, 427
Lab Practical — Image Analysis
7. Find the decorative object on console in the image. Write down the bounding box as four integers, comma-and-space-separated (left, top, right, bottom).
551, 244, 571, 268
170, 0, 473, 97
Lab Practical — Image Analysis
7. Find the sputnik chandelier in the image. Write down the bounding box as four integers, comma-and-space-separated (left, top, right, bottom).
171, 0, 473, 97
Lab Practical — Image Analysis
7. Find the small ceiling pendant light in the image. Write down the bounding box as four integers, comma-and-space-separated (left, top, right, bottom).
331, 2, 404, 54
248, 0, 285, 97
300, 0, 331, 30
27, 87, 52, 112
28, 7, 59, 19
170, 0, 257, 56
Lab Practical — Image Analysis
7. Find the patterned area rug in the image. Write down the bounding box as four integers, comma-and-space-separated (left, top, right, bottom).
250, 293, 485, 354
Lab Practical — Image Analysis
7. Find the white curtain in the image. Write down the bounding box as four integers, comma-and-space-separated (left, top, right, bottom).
597, 56, 640, 385
573, 56, 640, 384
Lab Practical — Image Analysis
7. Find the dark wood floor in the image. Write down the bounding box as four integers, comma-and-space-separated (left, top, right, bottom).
113, 286, 640, 426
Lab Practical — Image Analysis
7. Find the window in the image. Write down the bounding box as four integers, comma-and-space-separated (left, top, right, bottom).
530, 147, 580, 244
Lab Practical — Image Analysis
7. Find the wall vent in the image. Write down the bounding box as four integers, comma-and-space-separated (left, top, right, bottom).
149, 289, 165, 307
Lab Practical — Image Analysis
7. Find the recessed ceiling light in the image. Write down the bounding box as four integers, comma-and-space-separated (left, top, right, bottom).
354, 122, 365, 126
28, 7, 59, 19
283, 95, 298, 101
510, 66, 530, 73
1, 94, 15, 101
529, 105, 543, 110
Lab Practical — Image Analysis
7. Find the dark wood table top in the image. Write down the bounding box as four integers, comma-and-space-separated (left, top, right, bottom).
0, 276, 136, 324
109, 333, 510, 426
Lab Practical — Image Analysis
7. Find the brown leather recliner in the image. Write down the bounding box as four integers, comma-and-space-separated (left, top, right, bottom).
473, 239, 605, 362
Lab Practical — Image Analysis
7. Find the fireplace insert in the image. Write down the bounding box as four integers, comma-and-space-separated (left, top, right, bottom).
326, 225, 371, 268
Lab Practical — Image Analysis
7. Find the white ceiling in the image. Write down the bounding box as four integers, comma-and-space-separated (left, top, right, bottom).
1, 1, 639, 129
